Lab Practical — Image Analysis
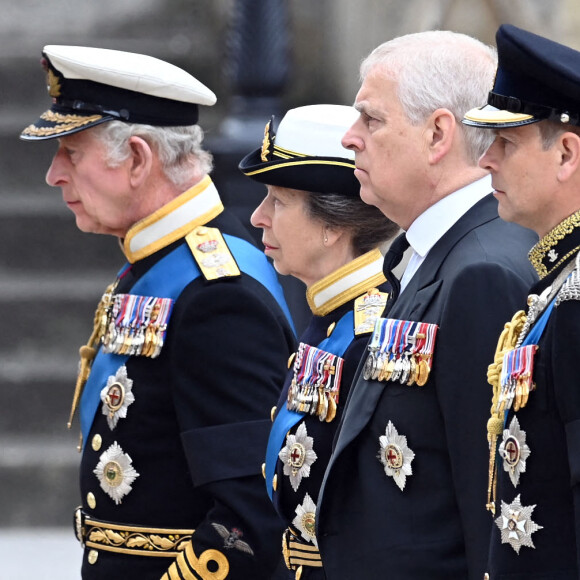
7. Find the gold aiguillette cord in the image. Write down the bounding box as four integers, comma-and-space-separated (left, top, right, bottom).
67, 281, 118, 449
485, 309, 526, 515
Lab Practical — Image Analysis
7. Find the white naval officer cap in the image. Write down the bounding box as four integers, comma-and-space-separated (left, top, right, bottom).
238, 104, 359, 196
21, 45, 217, 141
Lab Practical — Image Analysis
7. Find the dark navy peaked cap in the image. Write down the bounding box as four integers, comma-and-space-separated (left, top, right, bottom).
464, 24, 580, 128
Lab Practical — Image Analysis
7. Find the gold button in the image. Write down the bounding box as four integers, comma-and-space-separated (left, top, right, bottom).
287, 352, 296, 369
91, 434, 102, 452
86, 492, 96, 510
196, 226, 208, 236
270, 406, 277, 422
327, 322, 336, 337
273, 474, 278, 491
261, 463, 266, 479
88, 550, 99, 565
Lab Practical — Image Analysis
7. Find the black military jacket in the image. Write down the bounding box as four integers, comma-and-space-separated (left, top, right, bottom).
317, 194, 538, 580
267, 249, 389, 580
488, 211, 580, 579
76, 177, 296, 579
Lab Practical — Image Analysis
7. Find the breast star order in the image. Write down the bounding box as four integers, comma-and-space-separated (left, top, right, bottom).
496, 494, 543, 554
278, 422, 318, 492
100, 365, 135, 430
498, 416, 531, 487
378, 420, 415, 491
293, 493, 318, 547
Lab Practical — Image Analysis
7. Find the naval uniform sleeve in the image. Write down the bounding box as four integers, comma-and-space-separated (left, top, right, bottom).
435, 260, 532, 578
163, 275, 293, 580
549, 300, 580, 570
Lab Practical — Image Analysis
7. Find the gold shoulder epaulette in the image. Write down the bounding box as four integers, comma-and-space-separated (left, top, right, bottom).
353, 288, 389, 335
186, 226, 241, 281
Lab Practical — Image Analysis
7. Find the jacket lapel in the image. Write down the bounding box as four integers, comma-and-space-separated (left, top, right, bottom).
327, 193, 497, 460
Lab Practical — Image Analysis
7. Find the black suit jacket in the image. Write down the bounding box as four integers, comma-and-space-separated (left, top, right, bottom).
317, 195, 538, 580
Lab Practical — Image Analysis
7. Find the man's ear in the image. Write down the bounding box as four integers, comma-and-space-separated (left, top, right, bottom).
127, 136, 153, 188
557, 131, 580, 182
426, 108, 455, 165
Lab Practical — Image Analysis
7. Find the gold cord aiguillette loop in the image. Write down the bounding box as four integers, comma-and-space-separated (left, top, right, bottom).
67, 281, 118, 436
485, 309, 526, 515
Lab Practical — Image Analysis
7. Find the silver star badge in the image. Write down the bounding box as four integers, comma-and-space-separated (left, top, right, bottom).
100, 365, 135, 430
292, 493, 318, 547
496, 494, 543, 554
498, 416, 531, 487
93, 442, 140, 505
378, 421, 415, 491
278, 422, 318, 492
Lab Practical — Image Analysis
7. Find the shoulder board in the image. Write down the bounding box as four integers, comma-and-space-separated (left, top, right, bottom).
353, 288, 389, 335
186, 226, 241, 281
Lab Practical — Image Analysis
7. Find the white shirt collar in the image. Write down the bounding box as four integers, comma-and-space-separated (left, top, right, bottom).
405, 175, 492, 258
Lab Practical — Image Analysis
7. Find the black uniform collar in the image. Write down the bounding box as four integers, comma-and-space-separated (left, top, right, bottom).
528, 209, 580, 279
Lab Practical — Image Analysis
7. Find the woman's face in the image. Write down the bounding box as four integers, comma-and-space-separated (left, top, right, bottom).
251, 186, 329, 286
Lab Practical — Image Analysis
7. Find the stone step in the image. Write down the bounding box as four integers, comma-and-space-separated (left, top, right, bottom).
1, 366, 82, 436
0, 436, 80, 527
0, 211, 123, 274
0, 272, 113, 351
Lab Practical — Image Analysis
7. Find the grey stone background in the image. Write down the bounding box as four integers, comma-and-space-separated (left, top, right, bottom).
0, 0, 577, 576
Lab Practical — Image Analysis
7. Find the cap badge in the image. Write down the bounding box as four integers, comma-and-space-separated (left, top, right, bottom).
260, 117, 275, 162
378, 420, 415, 491
41, 57, 62, 98
100, 365, 135, 430
93, 442, 140, 505
496, 494, 543, 554
499, 416, 531, 488
293, 493, 318, 547
279, 422, 318, 492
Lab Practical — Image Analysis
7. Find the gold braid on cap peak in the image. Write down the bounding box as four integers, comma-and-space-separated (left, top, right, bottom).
485, 309, 527, 515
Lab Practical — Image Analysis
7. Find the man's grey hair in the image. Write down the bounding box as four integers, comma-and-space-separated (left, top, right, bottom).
93, 121, 213, 189
360, 30, 497, 164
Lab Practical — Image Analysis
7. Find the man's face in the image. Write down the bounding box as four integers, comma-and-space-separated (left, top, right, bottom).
479, 123, 561, 236
341, 66, 429, 229
45, 128, 142, 237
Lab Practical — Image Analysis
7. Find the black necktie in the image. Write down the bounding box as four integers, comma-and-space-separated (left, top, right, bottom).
383, 232, 410, 304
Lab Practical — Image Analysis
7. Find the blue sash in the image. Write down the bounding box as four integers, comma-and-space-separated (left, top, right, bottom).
79, 234, 294, 448
265, 310, 354, 499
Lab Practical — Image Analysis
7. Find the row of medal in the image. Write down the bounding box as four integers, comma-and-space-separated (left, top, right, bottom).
286, 342, 344, 423
363, 318, 438, 386
495, 344, 537, 414
101, 293, 174, 359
